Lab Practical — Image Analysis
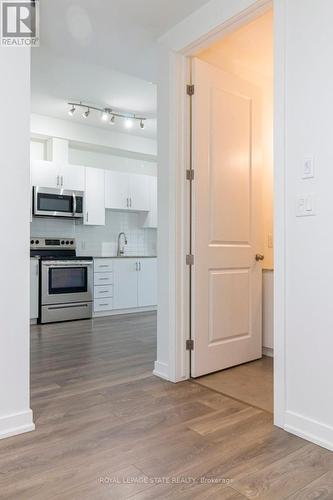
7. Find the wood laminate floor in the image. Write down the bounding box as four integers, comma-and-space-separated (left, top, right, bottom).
0, 313, 332, 499
195, 356, 274, 413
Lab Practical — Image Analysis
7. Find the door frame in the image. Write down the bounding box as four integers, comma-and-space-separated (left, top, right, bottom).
156, 0, 286, 428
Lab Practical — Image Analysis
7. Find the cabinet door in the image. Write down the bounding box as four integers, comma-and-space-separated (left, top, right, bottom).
129, 174, 150, 211
138, 258, 157, 307
30, 259, 39, 320
61, 164, 85, 191
31, 160, 59, 188
113, 258, 138, 309
105, 171, 129, 210
143, 176, 157, 228
84, 167, 105, 226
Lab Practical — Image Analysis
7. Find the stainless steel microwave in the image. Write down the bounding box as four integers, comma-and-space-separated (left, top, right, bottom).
33, 187, 84, 219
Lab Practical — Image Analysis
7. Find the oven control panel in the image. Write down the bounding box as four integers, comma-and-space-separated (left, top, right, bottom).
30, 238, 76, 250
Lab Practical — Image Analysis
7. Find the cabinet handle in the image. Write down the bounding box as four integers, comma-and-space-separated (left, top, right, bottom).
130, 198, 132, 208
139, 262, 141, 271
126, 198, 129, 208
135, 262, 138, 271
86, 211, 89, 222
56, 175, 60, 186
61, 175, 64, 187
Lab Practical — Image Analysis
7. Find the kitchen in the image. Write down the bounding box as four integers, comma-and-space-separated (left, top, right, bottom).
30, 132, 157, 325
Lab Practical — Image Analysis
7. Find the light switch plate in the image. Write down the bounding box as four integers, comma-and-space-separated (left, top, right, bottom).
296, 194, 316, 217
302, 158, 314, 179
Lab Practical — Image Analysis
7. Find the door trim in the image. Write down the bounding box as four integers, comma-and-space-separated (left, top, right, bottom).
157, 0, 287, 428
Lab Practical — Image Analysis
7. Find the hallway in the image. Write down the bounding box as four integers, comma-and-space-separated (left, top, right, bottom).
0, 313, 332, 499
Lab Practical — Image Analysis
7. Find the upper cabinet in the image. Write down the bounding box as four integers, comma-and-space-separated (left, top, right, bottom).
105, 171, 129, 210
84, 167, 105, 226
31, 160, 85, 191
105, 171, 150, 212
143, 176, 157, 228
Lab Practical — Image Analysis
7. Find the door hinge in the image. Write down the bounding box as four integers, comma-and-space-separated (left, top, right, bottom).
187, 84, 195, 96
186, 254, 194, 266
186, 339, 194, 351
186, 169, 194, 181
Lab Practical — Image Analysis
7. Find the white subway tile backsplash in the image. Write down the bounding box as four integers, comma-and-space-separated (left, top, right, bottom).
30, 210, 157, 257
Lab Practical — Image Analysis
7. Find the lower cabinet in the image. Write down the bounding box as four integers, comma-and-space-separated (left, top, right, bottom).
93, 257, 157, 315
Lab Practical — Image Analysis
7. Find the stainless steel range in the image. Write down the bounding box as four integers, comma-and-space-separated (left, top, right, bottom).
30, 238, 93, 324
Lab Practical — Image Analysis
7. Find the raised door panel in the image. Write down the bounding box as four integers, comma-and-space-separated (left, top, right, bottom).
129, 174, 150, 211
84, 167, 105, 226
105, 170, 129, 210
61, 164, 85, 191
113, 259, 138, 310
138, 258, 157, 307
30, 160, 59, 188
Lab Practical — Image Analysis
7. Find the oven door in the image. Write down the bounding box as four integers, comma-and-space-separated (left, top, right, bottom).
33, 187, 83, 218
41, 261, 93, 305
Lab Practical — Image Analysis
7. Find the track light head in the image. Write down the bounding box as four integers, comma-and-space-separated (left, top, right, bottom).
140, 119, 145, 129
82, 108, 90, 118
109, 114, 115, 125
124, 118, 133, 129
68, 105, 76, 117
101, 110, 108, 121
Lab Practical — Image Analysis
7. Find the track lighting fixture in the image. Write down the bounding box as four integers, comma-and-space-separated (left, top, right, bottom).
68, 105, 76, 117
67, 102, 147, 130
82, 107, 90, 118
101, 110, 108, 121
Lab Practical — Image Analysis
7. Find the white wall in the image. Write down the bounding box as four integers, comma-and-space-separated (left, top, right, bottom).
281, 0, 333, 450
0, 48, 34, 439
31, 114, 157, 157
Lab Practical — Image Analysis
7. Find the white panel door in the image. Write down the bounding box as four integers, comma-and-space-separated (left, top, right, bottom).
129, 174, 150, 211
84, 167, 105, 226
113, 258, 138, 309
191, 58, 263, 377
138, 258, 157, 307
30, 160, 59, 188
105, 170, 129, 210
61, 164, 85, 191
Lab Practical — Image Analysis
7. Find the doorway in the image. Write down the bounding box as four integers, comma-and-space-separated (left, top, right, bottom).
188, 10, 274, 413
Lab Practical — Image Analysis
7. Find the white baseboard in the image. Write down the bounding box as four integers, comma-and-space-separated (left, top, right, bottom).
263, 346, 274, 357
0, 409, 35, 440
285, 410, 333, 452
153, 361, 170, 381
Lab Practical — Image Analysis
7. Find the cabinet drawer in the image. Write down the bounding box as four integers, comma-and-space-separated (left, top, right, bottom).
94, 285, 113, 299
94, 272, 113, 285
94, 297, 113, 312
94, 259, 113, 273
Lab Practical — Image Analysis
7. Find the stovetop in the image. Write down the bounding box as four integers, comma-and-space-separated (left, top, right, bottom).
30, 237, 92, 260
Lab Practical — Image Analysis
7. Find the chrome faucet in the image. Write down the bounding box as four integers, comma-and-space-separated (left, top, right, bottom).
117, 232, 128, 257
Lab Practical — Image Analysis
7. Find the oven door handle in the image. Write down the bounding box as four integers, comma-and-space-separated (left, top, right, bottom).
43, 262, 93, 267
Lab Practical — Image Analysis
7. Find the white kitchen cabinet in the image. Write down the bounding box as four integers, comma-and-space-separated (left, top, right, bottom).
105, 171, 150, 212
60, 164, 85, 191
31, 160, 85, 191
31, 160, 59, 189
30, 258, 39, 320
113, 258, 139, 309
129, 174, 150, 211
105, 171, 129, 210
143, 176, 157, 228
84, 167, 105, 226
138, 258, 157, 307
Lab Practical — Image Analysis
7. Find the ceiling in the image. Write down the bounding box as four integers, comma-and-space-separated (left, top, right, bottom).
31, 0, 211, 139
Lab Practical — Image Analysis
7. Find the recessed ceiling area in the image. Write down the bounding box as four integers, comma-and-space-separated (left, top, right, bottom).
32, 0, 211, 140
